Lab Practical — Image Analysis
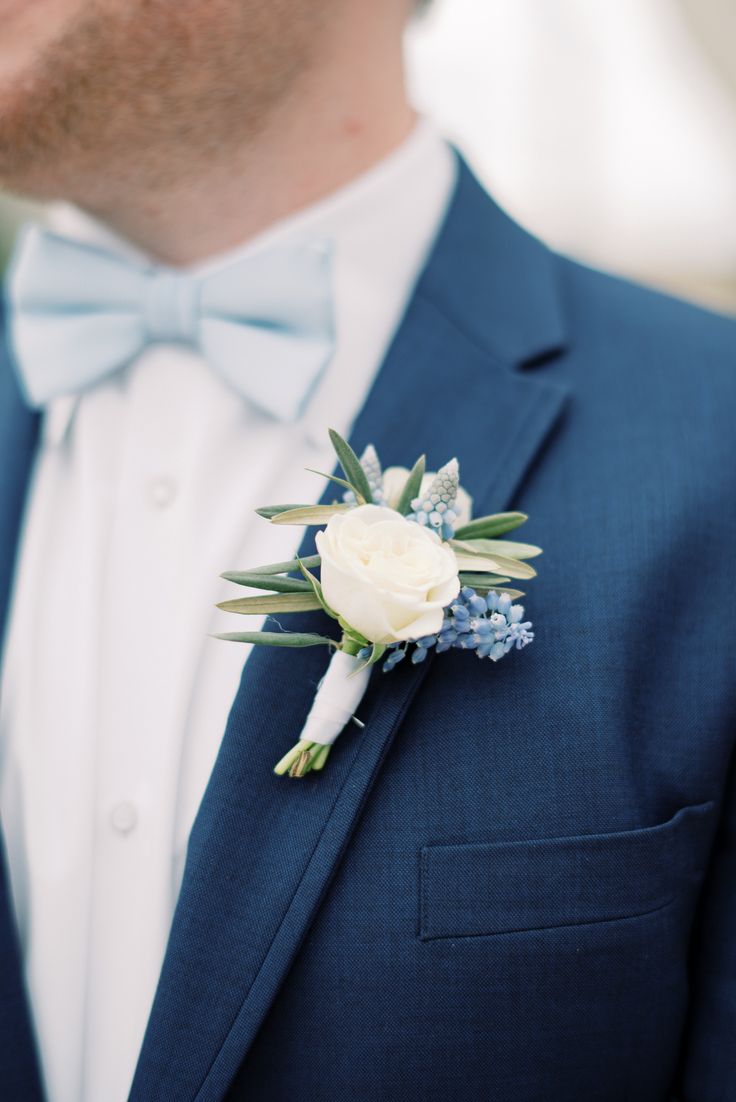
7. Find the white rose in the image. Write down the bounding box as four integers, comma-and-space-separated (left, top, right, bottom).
381, 466, 473, 528
316, 504, 460, 645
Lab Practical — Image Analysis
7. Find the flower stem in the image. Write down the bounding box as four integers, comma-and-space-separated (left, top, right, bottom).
273, 638, 362, 777
273, 739, 312, 776
273, 739, 331, 777
290, 749, 313, 777
310, 744, 331, 771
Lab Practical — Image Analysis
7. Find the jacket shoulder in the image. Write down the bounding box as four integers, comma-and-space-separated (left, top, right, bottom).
556, 253, 736, 378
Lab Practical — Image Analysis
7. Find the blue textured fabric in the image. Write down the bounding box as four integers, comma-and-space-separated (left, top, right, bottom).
0, 320, 42, 1099
7, 225, 334, 420
1, 157, 735, 1102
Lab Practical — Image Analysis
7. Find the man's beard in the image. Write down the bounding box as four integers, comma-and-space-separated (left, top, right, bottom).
0, 0, 326, 202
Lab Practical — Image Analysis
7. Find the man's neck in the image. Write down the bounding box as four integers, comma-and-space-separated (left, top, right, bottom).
79, 32, 415, 267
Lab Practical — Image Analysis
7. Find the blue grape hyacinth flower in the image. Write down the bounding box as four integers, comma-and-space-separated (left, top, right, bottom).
408, 458, 459, 541
382, 586, 533, 671
343, 444, 386, 505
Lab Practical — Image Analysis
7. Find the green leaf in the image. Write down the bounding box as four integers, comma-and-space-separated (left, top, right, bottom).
474, 553, 536, 580
352, 641, 387, 674
298, 559, 338, 620
219, 573, 312, 593
255, 504, 311, 520
395, 454, 426, 515
451, 541, 537, 579
214, 631, 335, 648
457, 572, 511, 587
328, 428, 373, 504
458, 575, 525, 600
298, 559, 321, 590
454, 538, 542, 560
367, 642, 387, 667
223, 554, 321, 578
454, 512, 528, 540
337, 616, 370, 648
217, 592, 322, 615
452, 552, 506, 574
306, 468, 366, 504
270, 504, 351, 526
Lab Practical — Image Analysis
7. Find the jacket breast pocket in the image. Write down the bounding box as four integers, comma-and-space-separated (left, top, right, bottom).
419, 801, 714, 941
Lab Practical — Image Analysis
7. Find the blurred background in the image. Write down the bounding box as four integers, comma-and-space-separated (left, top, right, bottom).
2, 0, 735, 314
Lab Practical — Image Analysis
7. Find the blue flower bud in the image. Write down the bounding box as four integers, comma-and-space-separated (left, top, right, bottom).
382, 648, 407, 672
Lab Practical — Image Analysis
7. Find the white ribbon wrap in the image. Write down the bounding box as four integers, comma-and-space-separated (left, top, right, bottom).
299, 650, 373, 746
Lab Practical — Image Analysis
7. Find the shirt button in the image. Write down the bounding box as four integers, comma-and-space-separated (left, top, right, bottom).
149, 477, 178, 509
109, 801, 138, 836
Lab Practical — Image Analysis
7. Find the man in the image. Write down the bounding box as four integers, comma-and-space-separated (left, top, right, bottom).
0, 1, 734, 1099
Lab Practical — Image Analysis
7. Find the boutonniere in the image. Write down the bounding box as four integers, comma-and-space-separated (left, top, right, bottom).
216, 430, 540, 778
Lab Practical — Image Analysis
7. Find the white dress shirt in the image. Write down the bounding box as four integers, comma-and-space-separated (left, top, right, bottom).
0, 120, 455, 1102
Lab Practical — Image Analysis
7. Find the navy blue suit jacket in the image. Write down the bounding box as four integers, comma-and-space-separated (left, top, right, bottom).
1, 160, 735, 1101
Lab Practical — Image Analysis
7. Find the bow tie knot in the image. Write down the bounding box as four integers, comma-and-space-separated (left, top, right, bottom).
143, 270, 201, 345
7, 225, 335, 422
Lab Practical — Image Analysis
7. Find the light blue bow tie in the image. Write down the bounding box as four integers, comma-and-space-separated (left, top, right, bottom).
7, 224, 335, 422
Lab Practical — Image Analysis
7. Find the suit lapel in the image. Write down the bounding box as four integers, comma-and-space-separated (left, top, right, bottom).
131, 160, 570, 1102
0, 304, 39, 650
0, 302, 44, 1099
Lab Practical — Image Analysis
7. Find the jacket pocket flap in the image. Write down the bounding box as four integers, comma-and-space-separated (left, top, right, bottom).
420, 801, 714, 941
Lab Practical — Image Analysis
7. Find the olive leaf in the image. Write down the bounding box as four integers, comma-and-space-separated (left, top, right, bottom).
451, 541, 537, 579
457, 572, 511, 587
352, 641, 387, 675
213, 631, 335, 647
255, 504, 311, 520
306, 468, 366, 504
328, 429, 373, 504
453, 512, 528, 540
457, 575, 525, 600
337, 615, 370, 648
298, 558, 339, 620
223, 554, 321, 578
217, 592, 322, 615
270, 504, 351, 526
395, 454, 426, 515
454, 537, 541, 560
219, 573, 312, 593
452, 552, 506, 574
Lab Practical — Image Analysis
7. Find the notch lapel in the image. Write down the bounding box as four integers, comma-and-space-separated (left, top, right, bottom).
132, 160, 571, 1102
0, 303, 44, 1099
